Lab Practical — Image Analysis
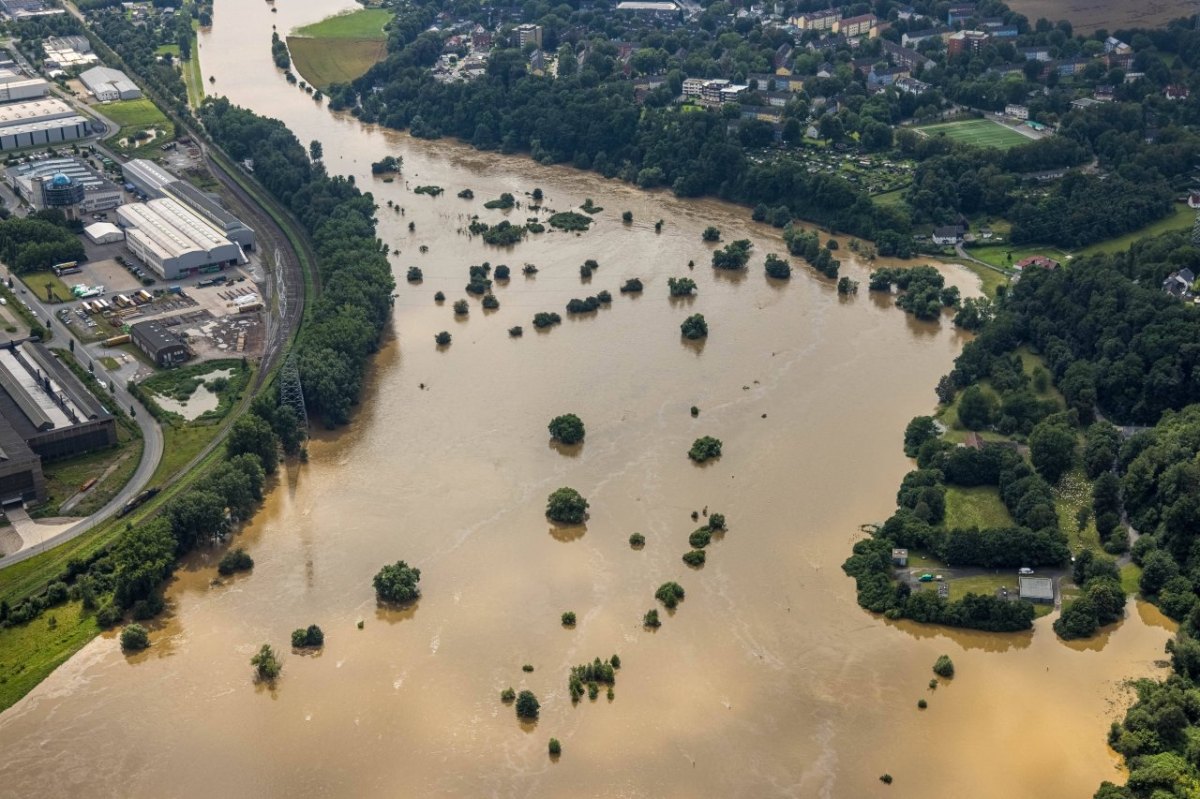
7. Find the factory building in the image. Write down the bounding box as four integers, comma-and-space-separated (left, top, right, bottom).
0, 68, 49, 103
0, 98, 90, 151
116, 197, 245, 280
79, 66, 141, 101
0, 0, 64, 19
6, 156, 123, 214
42, 35, 98, 72
0, 340, 116, 462
121, 159, 256, 249
130, 320, 189, 367
0, 415, 44, 502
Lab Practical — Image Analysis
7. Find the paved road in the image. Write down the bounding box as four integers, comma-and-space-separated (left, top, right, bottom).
0, 272, 164, 568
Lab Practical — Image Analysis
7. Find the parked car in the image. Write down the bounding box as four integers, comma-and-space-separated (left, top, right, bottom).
1018, 567, 1034, 575
918, 573, 934, 582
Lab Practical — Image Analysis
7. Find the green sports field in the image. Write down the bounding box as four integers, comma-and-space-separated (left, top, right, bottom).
915, 118, 1032, 150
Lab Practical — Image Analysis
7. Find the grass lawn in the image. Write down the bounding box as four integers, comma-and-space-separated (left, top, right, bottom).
1053, 466, 1101, 552
1121, 563, 1142, 596
1015, 346, 1063, 405
151, 422, 221, 485
19, 271, 74, 304
0, 601, 99, 713
155, 43, 180, 56
101, 98, 174, 156
34, 427, 142, 518
873, 188, 907, 206
943, 485, 1014, 530
967, 243, 1068, 271
957, 260, 1010, 299
948, 573, 1013, 600
293, 7, 392, 37
286, 37, 387, 89
914, 118, 1031, 150
287, 8, 392, 88
99, 356, 119, 370
1076, 203, 1195, 257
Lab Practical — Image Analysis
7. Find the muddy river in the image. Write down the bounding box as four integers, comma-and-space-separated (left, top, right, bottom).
0, 1, 1177, 796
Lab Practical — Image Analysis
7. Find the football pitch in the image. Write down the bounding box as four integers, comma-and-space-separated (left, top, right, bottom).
914, 118, 1032, 150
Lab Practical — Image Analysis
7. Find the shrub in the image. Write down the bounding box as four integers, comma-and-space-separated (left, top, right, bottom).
532, 311, 562, 328
837, 277, 859, 294
690, 406, 699, 417
291, 624, 324, 648
435, 331, 451, 346
548, 414, 585, 445
764, 253, 791, 279
643, 608, 661, 627
597, 290, 612, 304
712, 240, 753, 270
120, 623, 150, 651
482, 294, 500, 310
494, 264, 511, 280
516, 690, 540, 719
508, 326, 523, 337
702, 226, 720, 242
217, 547, 254, 575
96, 602, 122, 628
688, 436, 723, 462
501, 687, 516, 702
373, 560, 422, 604
629, 532, 645, 548
610, 654, 621, 668
933, 655, 954, 677
620, 278, 643, 293
708, 513, 726, 531
683, 549, 706, 566
655, 581, 685, 609
453, 300, 469, 315
680, 313, 708, 340
880, 774, 893, 784
251, 643, 282, 682
668, 277, 697, 297
689, 528, 712, 548
567, 296, 600, 313
546, 487, 589, 524
434, 291, 446, 302
522, 663, 535, 672
580, 263, 594, 279
549, 737, 562, 755
561, 611, 576, 626
622, 211, 632, 223
406, 266, 423, 282
917, 699, 927, 709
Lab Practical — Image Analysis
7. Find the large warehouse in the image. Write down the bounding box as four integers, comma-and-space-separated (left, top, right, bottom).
0, 68, 48, 103
117, 197, 245, 280
79, 66, 140, 101
122, 159, 256, 249
0, 98, 90, 151
6, 156, 122, 214
0, 340, 116, 462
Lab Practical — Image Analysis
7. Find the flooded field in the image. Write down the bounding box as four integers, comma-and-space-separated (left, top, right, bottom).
0, 1, 1176, 796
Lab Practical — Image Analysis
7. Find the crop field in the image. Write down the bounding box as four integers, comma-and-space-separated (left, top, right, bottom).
286, 37, 387, 89
293, 8, 391, 38
915, 118, 1031, 150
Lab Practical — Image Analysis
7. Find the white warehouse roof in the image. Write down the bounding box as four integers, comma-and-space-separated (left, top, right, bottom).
84, 221, 122, 242
79, 66, 140, 98
117, 197, 234, 261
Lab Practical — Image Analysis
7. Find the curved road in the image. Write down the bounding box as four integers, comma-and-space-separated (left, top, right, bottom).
0, 274, 164, 568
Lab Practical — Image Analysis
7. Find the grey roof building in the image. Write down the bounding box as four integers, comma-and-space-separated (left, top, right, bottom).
130, 319, 189, 367
1018, 576, 1054, 603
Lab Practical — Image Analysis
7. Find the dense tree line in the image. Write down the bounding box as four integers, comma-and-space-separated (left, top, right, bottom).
0, 214, 85, 273
199, 98, 395, 425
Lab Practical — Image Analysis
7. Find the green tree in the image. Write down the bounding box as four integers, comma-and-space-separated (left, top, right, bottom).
932, 655, 954, 677
516, 690, 540, 719
956, 386, 996, 430
226, 414, 279, 474
1140, 550, 1181, 596
904, 416, 938, 458
680, 313, 708, 340
688, 436, 722, 462
120, 623, 150, 651
655, 581, 685, 609
548, 414, 585, 445
702, 226, 720, 242
546, 487, 589, 524
373, 560, 422, 604
1029, 418, 1077, 484
251, 643, 282, 682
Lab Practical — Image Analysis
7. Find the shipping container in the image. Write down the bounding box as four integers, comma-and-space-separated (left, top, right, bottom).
103, 334, 130, 346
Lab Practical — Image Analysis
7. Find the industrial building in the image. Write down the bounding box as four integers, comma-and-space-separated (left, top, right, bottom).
130, 319, 189, 367
122, 159, 256, 249
0, 340, 117, 462
79, 66, 141, 101
84, 221, 123, 244
0, 98, 90, 151
0, 0, 64, 19
117, 197, 245, 280
0, 68, 48, 103
42, 35, 98, 72
6, 156, 122, 214
0, 414, 44, 502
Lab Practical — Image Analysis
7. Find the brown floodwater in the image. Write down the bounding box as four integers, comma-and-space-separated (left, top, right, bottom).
0, 2, 1177, 796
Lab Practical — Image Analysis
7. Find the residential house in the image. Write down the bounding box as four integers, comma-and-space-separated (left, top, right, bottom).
1057, 58, 1090, 77
1019, 45, 1051, 62
1163, 268, 1195, 297
1014, 255, 1059, 271
1005, 103, 1029, 119
932, 225, 965, 245
867, 65, 908, 88
902, 28, 939, 47
947, 30, 989, 56
700, 79, 730, 103
895, 76, 931, 95
1166, 84, 1190, 101
682, 77, 705, 98
1187, 190, 1200, 209
947, 3, 976, 24
719, 84, 749, 103
881, 39, 933, 72
891, 548, 908, 566
896, 5, 924, 21
1071, 96, 1102, 110
789, 8, 838, 30
835, 13, 877, 38
773, 43, 794, 70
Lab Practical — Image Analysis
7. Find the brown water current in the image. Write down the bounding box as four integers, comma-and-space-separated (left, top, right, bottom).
0, 2, 1177, 795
